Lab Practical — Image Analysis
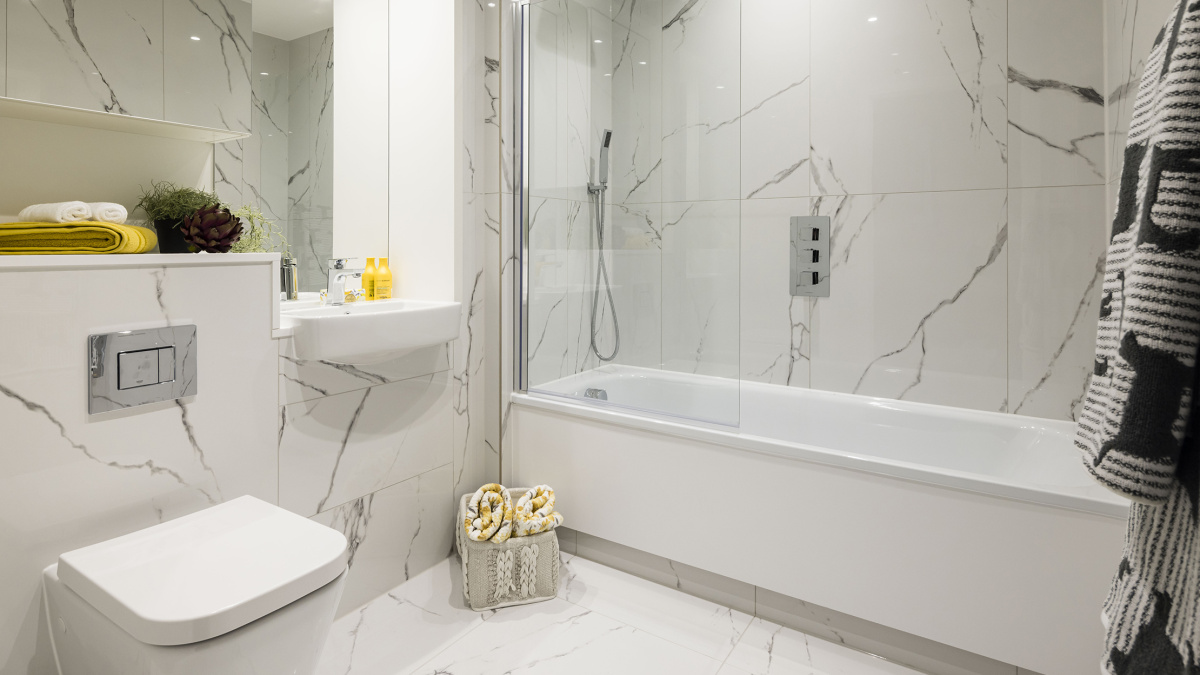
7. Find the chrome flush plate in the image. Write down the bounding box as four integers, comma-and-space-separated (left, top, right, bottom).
88, 325, 197, 414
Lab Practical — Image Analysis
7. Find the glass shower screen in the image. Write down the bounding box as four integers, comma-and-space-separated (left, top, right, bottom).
519, 0, 741, 427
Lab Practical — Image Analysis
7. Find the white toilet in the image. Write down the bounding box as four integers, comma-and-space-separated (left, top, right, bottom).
42, 496, 349, 675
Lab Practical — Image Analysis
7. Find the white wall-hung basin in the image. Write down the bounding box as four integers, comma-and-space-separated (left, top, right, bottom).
280, 298, 461, 364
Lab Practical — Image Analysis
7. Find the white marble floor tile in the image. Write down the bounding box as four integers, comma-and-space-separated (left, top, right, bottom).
317, 558, 485, 675
412, 595, 725, 675
557, 555, 753, 662
322, 552, 943, 675
723, 618, 925, 675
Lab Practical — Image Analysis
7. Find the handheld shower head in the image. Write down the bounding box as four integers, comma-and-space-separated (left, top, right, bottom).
598, 129, 613, 186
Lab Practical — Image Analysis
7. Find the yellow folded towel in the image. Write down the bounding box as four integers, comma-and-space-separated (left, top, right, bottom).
0, 221, 158, 255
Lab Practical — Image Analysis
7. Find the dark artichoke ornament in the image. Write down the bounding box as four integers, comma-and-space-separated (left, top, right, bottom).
182, 205, 244, 253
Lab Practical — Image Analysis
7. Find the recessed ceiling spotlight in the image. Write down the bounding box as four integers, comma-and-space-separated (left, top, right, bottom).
260, 72, 269, 75
868, 16, 878, 22
638, 61, 647, 65
594, 39, 603, 43
488, 2, 495, 5
716, 85, 725, 89
604, 73, 612, 77
190, 36, 200, 40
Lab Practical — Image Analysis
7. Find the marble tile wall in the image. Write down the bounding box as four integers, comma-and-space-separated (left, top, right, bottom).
1105, 0, 1177, 188
288, 28, 335, 291
247, 33, 290, 224
7, 0, 164, 117
0, 259, 278, 675
518, 0, 1110, 422
277, 337, 460, 616
239, 29, 332, 293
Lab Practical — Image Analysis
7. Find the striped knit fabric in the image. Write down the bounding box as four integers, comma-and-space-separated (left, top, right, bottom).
1076, 1, 1200, 672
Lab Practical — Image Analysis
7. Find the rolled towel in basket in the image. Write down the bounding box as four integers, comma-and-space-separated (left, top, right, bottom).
464, 483, 514, 543
514, 485, 564, 537
17, 201, 91, 223
87, 203, 128, 224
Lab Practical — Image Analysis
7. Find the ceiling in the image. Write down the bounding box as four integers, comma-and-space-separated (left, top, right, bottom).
252, 0, 334, 42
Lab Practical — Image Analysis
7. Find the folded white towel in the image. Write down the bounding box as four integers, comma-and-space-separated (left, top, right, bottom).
87, 202, 128, 225
18, 201, 91, 223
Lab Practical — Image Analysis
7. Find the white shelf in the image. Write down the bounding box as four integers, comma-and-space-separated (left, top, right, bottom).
0, 252, 279, 271
0, 96, 251, 144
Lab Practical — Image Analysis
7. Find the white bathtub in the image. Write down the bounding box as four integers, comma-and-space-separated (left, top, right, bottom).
532, 365, 1125, 518
515, 365, 1128, 675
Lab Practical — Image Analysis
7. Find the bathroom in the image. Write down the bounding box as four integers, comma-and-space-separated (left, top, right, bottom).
0, 0, 1192, 673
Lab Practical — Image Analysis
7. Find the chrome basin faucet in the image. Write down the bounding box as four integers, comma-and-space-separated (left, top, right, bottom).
327, 258, 364, 306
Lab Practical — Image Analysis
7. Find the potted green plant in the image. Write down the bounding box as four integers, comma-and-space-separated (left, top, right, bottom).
134, 181, 221, 253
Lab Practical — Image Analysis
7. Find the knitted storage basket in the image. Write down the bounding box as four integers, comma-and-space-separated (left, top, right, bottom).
456, 489, 560, 611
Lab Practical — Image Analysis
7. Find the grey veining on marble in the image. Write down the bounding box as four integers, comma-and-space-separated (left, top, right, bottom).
247, 32, 290, 224
8, 0, 164, 117
312, 465, 456, 617
164, 0, 252, 130
1008, 0, 1105, 188
279, 371, 453, 517
810, 0, 1007, 195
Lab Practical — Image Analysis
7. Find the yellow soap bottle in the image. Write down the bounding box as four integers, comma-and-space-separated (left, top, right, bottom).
363, 258, 377, 300
376, 258, 393, 300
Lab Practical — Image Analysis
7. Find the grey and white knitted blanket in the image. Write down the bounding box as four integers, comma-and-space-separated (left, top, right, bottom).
1076, 1, 1200, 672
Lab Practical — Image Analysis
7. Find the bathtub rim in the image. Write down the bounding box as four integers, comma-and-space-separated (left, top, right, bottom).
512, 391, 1130, 520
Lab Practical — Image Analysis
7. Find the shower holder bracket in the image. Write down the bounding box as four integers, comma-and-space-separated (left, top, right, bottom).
791, 216, 831, 298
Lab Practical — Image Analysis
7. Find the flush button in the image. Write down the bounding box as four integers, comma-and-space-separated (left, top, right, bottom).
118, 350, 162, 390
158, 347, 176, 384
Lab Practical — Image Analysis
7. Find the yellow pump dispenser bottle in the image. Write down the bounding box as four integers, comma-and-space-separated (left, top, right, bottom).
363, 258, 377, 300
376, 258, 393, 300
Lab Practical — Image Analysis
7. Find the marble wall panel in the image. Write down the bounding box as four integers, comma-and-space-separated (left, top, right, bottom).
7, 0, 163, 117
1105, 0, 1177, 185
809, 190, 1009, 412
249, 32, 291, 222
1008, 0, 1105, 188
660, 200, 740, 379
1008, 186, 1108, 421
0, 260, 278, 675
810, 0, 1007, 195
661, 0, 741, 202
313, 465, 455, 617
289, 28, 334, 223
741, 198, 813, 388
609, 0, 662, 207
164, 0, 253, 130
741, 0, 810, 200
279, 371, 454, 517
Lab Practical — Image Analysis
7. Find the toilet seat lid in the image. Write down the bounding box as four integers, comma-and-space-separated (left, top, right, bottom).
57, 496, 348, 646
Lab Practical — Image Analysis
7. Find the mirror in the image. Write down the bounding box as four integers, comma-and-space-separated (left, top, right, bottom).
249, 0, 336, 292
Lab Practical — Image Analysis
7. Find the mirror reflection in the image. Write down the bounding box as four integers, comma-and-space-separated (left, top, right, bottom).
249, 1, 335, 292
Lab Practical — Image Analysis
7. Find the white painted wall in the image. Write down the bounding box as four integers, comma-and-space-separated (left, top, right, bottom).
0, 117, 213, 220
332, 0, 390, 260
389, 0, 460, 302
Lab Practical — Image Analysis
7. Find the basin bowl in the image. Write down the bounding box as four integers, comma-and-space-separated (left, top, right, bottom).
281, 298, 461, 364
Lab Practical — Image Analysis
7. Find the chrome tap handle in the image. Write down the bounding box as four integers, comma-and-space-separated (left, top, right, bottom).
330, 258, 349, 270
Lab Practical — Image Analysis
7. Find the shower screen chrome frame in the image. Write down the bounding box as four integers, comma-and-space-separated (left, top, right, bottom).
515, 0, 532, 394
